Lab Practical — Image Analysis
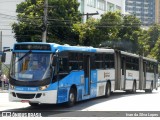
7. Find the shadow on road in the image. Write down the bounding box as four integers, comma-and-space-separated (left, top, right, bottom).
1, 90, 159, 117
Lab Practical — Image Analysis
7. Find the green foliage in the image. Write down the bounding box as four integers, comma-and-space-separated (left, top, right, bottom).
138, 24, 160, 62
92, 12, 142, 53
146, 24, 160, 61
97, 12, 122, 42
47, 0, 81, 45
149, 38, 160, 60
138, 29, 149, 56
12, 0, 44, 42
73, 18, 99, 46
12, 0, 81, 44
118, 15, 141, 53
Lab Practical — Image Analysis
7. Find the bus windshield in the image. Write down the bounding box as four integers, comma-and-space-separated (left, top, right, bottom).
10, 52, 52, 81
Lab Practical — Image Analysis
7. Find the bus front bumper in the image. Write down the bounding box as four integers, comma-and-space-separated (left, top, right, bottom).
9, 90, 57, 104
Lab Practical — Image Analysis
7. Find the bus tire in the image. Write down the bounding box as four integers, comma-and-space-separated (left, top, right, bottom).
66, 88, 76, 107
149, 83, 153, 93
29, 103, 39, 107
145, 82, 153, 93
105, 82, 111, 98
132, 81, 136, 94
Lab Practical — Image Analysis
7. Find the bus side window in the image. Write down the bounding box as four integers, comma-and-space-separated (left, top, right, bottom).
59, 57, 69, 73
68, 52, 79, 71
78, 53, 83, 70
68, 52, 84, 71
105, 54, 114, 69
95, 54, 104, 69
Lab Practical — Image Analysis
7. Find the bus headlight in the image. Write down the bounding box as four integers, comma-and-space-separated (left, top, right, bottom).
10, 85, 14, 90
39, 85, 49, 91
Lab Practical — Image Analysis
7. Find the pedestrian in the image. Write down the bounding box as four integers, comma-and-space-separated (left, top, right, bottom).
0, 74, 9, 90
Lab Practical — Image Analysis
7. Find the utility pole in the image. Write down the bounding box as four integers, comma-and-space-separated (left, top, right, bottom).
0, 31, 2, 52
81, 11, 99, 22
0, 31, 3, 90
0, 31, 2, 70
42, 0, 48, 42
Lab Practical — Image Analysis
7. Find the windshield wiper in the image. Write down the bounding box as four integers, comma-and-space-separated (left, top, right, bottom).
17, 50, 32, 62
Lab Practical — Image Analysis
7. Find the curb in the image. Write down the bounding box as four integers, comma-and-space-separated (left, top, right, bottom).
0, 90, 8, 93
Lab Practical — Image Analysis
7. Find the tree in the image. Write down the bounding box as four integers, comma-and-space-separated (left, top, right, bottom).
73, 18, 99, 46
12, 0, 44, 42
47, 0, 81, 45
94, 12, 142, 53
138, 29, 149, 56
96, 11, 122, 46
12, 0, 81, 44
138, 24, 160, 58
145, 24, 160, 61
146, 24, 160, 55
118, 15, 141, 53
149, 38, 160, 61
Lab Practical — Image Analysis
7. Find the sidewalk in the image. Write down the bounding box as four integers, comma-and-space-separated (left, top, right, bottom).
0, 88, 8, 93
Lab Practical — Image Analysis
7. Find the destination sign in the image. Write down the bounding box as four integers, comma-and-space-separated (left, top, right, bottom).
14, 44, 51, 51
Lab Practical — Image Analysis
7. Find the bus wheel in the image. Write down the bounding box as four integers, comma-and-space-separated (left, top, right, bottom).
29, 103, 39, 107
150, 83, 153, 93
66, 88, 76, 107
145, 83, 153, 93
132, 82, 136, 94
105, 82, 111, 98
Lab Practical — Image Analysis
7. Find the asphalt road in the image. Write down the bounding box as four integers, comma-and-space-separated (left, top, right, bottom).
0, 89, 160, 117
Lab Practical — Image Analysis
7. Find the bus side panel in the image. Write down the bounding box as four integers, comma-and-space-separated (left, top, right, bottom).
57, 71, 84, 103
145, 72, 154, 89
125, 70, 139, 90
96, 69, 115, 97
77, 70, 97, 101
90, 70, 98, 98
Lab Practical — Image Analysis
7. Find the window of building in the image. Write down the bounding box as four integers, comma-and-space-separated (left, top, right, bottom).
116, 5, 121, 11
107, 2, 114, 12
97, 0, 105, 11
87, 0, 96, 8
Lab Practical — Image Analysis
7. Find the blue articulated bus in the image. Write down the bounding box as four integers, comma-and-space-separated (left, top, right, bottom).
7, 42, 158, 107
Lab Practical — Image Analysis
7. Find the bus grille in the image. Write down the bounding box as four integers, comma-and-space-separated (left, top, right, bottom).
16, 93, 36, 99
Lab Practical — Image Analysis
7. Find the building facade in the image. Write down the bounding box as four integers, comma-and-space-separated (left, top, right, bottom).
125, 0, 156, 26
78, 0, 125, 22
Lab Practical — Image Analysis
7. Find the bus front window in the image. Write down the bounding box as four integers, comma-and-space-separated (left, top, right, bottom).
10, 53, 52, 81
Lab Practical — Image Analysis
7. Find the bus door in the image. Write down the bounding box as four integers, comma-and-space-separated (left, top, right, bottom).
143, 61, 147, 89
83, 54, 91, 95
121, 57, 126, 90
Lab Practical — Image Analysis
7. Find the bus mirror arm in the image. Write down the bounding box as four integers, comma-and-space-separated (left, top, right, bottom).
52, 55, 58, 66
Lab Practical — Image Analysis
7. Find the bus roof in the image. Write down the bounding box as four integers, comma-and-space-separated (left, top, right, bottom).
13, 42, 97, 53
96, 48, 114, 53
57, 44, 96, 52
13, 42, 116, 53
12, 42, 158, 63
121, 51, 139, 58
143, 57, 158, 63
